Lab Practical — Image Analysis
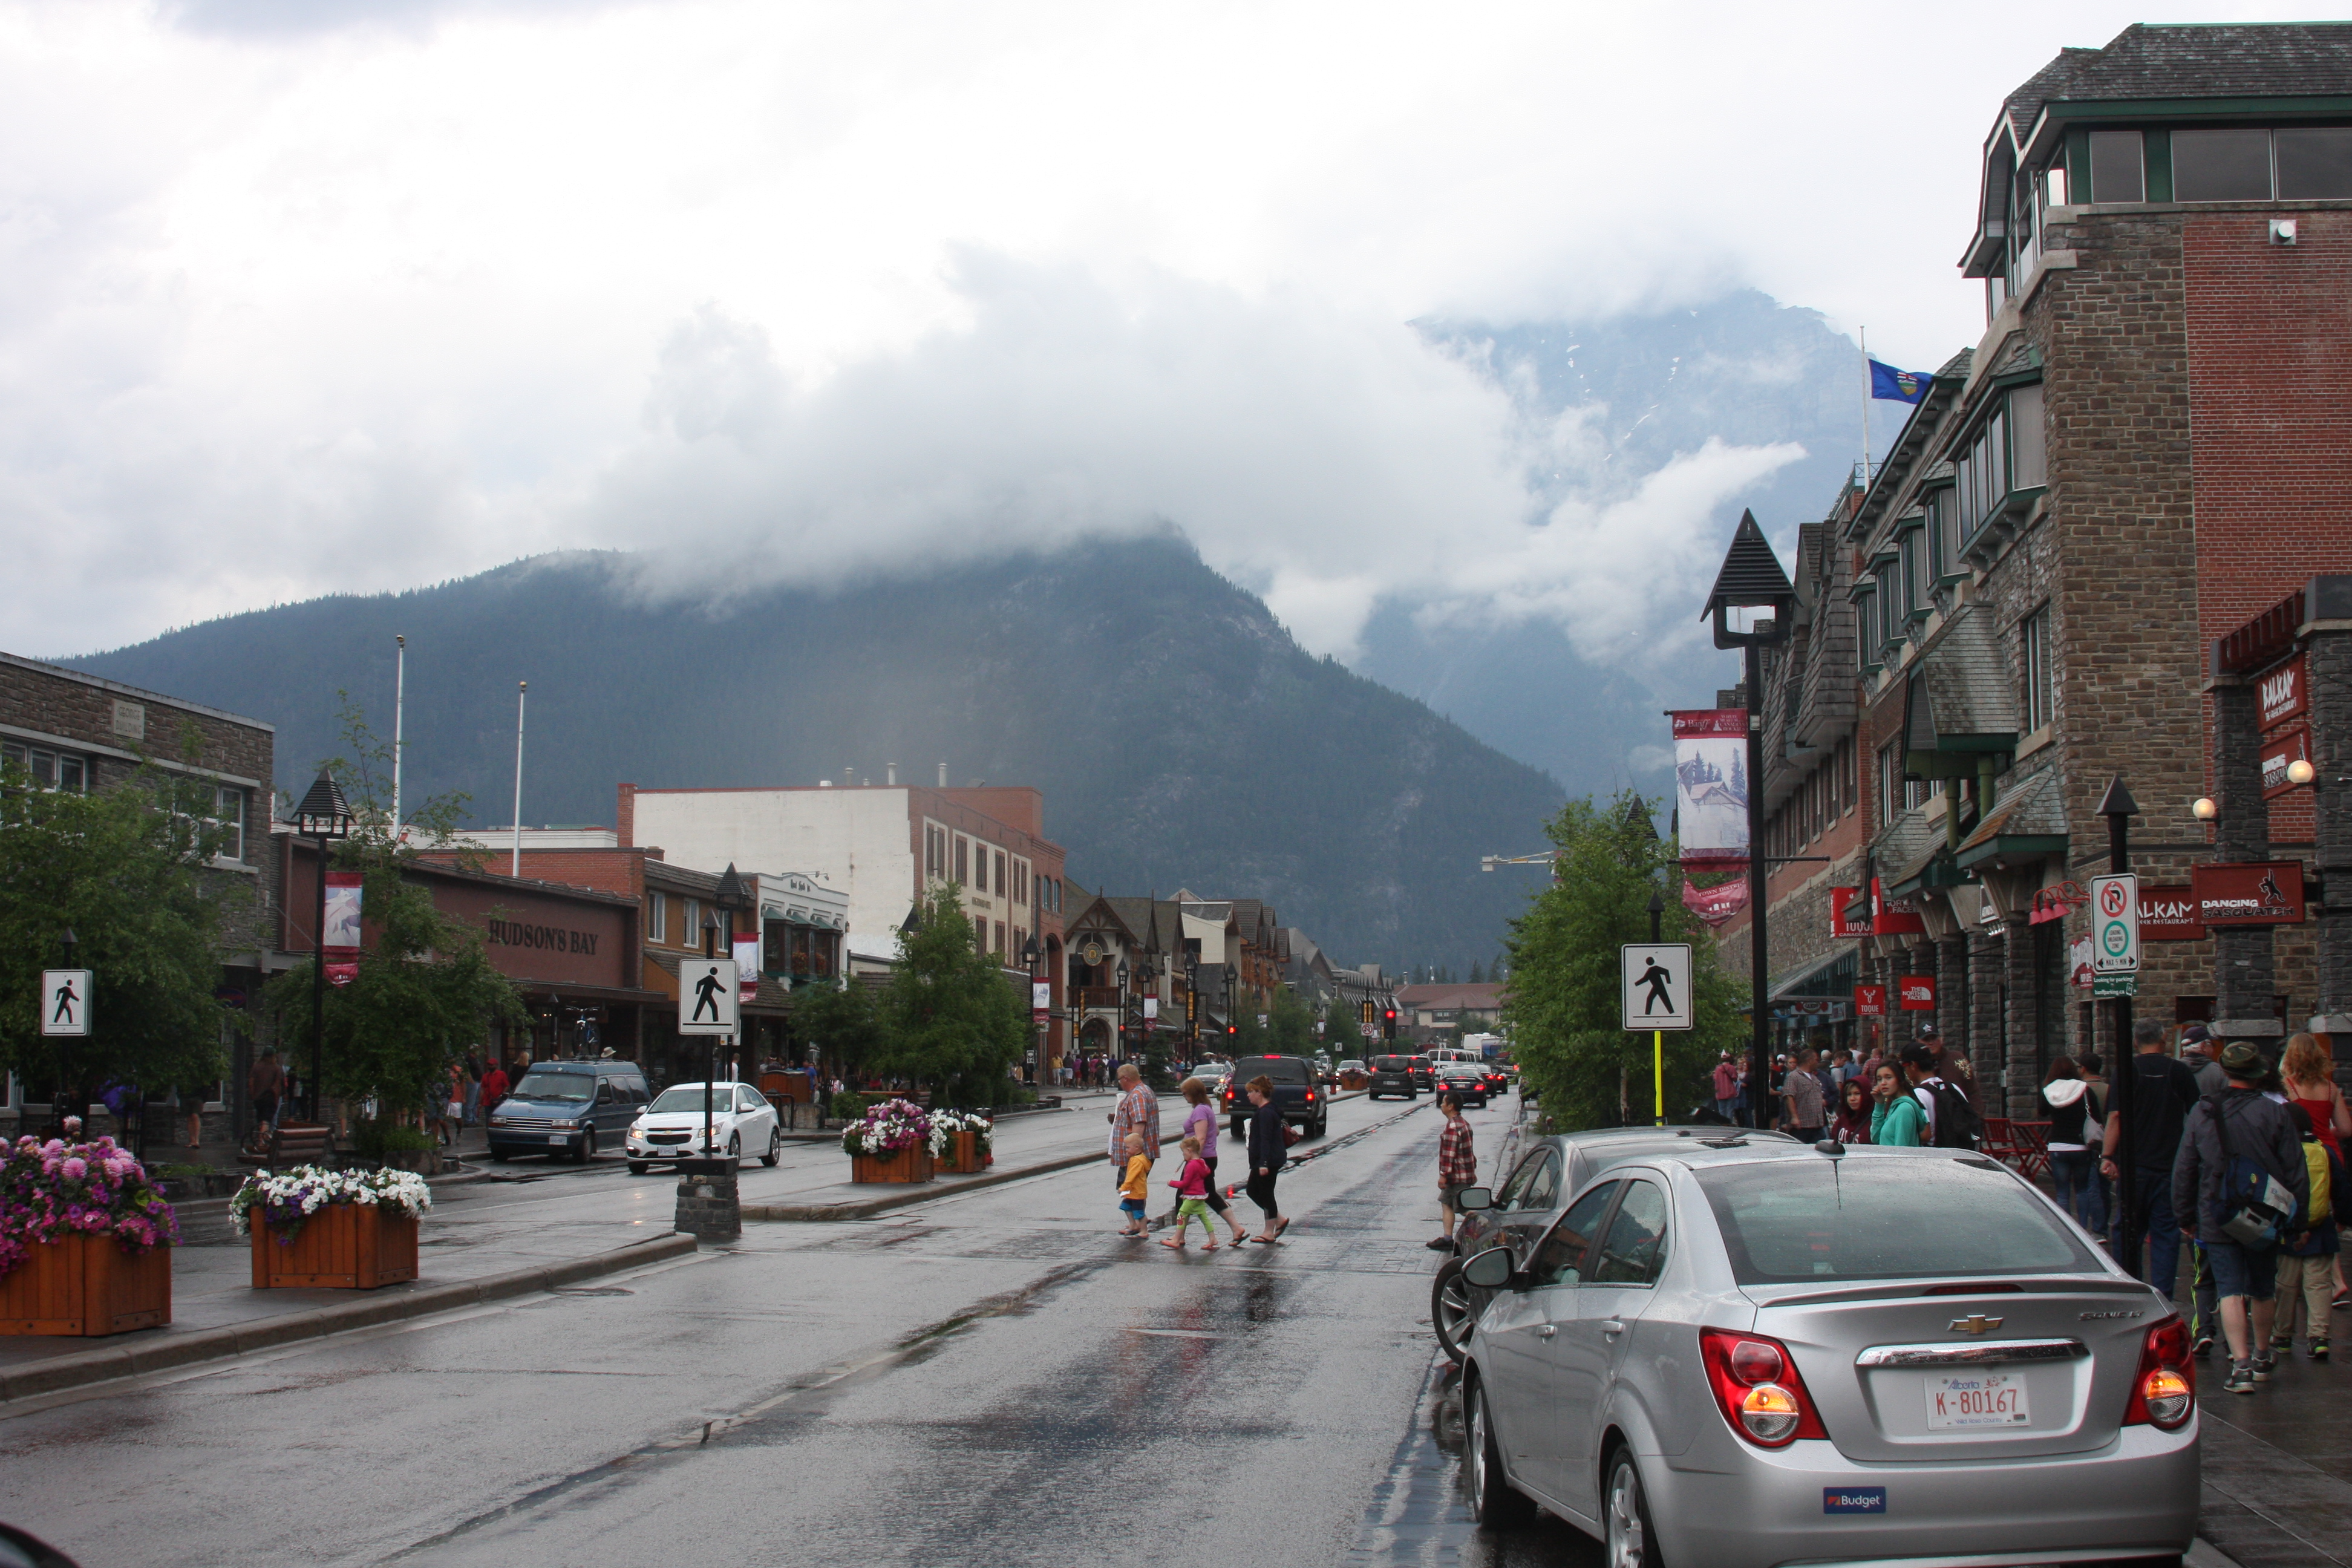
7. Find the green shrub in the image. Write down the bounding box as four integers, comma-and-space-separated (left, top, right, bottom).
829, 1091, 867, 1122
350, 1120, 436, 1158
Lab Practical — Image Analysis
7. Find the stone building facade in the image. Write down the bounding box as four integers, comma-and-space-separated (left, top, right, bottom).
1719, 23, 2352, 1112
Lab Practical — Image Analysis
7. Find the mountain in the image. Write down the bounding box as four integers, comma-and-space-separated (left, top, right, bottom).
1363, 290, 1881, 795
67, 536, 1562, 973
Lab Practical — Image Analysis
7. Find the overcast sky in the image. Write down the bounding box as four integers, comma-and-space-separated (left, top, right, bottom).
0, 0, 2316, 663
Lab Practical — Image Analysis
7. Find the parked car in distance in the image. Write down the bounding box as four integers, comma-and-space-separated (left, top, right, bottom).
626, 1081, 783, 1172
1366, 1054, 1419, 1099
486, 1059, 650, 1163
1431, 1125, 1800, 1362
1219, 1054, 1327, 1140
1431, 1060, 1489, 1108
1454, 1142, 2195, 1568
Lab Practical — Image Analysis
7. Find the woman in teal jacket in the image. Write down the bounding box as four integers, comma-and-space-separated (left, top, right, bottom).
1869, 1062, 1927, 1146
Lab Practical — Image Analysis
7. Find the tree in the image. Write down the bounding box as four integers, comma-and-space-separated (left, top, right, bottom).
1500, 790, 1744, 1129
0, 748, 248, 1115
1267, 985, 1314, 1057
1324, 1007, 1366, 1061
260, 698, 524, 1124
790, 976, 884, 1077
879, 885, 1028, 1107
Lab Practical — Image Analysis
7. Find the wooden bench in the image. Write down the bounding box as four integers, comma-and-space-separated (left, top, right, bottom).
238, 1122, 334, 1167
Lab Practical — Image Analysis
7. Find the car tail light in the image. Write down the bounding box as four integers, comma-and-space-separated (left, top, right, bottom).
2122, 1316, 2195, 1430
1305, 1091, 1315, 1102
1699, 1328, 1828, 1448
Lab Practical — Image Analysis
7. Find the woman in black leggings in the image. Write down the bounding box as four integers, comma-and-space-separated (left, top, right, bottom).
1244, 1076, 1290, 1243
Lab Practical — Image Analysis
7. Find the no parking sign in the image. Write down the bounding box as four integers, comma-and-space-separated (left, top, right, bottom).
2091, 873, 2139, 975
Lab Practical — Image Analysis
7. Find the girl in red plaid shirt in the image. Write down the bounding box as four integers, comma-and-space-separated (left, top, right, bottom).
1432, 1096, 1477, 1251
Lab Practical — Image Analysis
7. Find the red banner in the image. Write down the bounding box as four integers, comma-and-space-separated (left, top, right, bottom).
2258, 653, 2307, 730
2141, 885, 2204, 942
2192, 861, 2307, 927
1854, 984, 1887, 1018
1683, 875, 1749, 928
1898, 975, 1936, 1011
1673, 708, 1750, 864
323, 870, 363, 987
1831, 881, 1926, 938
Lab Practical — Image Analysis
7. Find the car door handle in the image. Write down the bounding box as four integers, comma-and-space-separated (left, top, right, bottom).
1537, 1324, 1557, 1339
1601, 1320, 1626, 1338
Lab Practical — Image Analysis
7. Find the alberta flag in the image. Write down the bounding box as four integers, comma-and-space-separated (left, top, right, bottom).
1870, 359, 1932, 403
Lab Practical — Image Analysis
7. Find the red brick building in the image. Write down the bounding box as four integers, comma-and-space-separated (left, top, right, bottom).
1722, 23, 2352, 1112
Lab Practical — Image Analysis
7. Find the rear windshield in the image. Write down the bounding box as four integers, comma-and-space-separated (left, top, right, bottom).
1695, 1157, 2099, 1284
1372, 1056, 1414, 1071
1243, 1057, 1312, 1083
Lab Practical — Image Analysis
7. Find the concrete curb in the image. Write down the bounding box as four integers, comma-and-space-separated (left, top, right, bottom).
0, 1232, 701, 1403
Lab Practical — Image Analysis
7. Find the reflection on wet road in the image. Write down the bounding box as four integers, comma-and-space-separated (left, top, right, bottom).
0, 1093, 1610, 1568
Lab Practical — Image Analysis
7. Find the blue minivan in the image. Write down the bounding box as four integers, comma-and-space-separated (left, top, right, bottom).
486, 1060, 650, 1163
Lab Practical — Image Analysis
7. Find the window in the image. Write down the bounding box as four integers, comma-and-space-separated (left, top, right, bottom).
1589, 1180, 1670, 1286
683, 898, 701, 946
2088, 130, 2145, 203
1855, 589, 1878, 673
954, 837, 968, 886
1924, 492, 1946, 583
2277, 128, 2352, 198
1838, 736, 1855, 815
209, 786, 245, 861
1528, 1182, 1621, 1286
649, 892, 667, 944
972, 913, 988, 952
2022, 604, 2054, 732
1694, 1159, 2097, 1284
2173, 128, 2273, 201
994, 850, 1007, 896
2008, 382, 2046, 491
1899, 528, 1926, 621
994, 920, 1007, 957
1, 742, 87, 792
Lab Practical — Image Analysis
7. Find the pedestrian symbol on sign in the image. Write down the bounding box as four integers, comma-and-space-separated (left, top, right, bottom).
678, 958, 740, 1034
40, 969, 91, 1037
691, 967, 725, 1022
1637, 956, 1676, 1015
1621, 944, 1693, 1031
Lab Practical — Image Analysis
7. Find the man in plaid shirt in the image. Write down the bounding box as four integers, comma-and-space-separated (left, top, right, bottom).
1110, 1062, 1159, 1187
1431, 1094, 1477, 1251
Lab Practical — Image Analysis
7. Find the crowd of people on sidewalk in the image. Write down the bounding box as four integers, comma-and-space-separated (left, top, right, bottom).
1708, 1019, 2349, 1399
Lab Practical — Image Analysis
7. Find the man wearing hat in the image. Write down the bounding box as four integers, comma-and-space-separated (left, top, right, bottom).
2174, 1041, 2308, 1394
2180, 1024, 2227, 1099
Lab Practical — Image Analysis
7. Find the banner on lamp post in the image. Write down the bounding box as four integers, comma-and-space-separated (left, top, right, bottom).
733, 933, 761, 1005
1684, 875, 1748, 927
1854, 984, 1887, 1018
1897, 975, 1936, 1011
1032, 980, 1051, 1024
1671, 710, 1749, 864
323, 871, 363, 987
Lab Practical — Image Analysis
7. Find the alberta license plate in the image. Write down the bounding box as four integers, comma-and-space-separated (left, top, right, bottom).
1926, 1372, 2029, 1428
547, 1134, 568, 1144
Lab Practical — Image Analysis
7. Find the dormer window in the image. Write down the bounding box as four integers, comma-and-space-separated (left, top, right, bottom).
2088, 131, 2145, 203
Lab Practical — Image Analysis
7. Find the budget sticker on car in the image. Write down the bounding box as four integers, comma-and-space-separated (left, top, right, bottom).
1926, 1371, 2028, 1428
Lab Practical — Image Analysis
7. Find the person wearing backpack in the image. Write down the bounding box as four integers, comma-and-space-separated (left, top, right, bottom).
1899, 1043, 1979, 1149
2102, 1020, 2203, 1307
2173, 1042, 2308, 1394
2273, 1102, 2345, 1362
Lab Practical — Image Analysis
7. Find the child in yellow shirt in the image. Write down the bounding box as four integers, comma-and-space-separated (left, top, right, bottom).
1118, 1132, 1151, 1236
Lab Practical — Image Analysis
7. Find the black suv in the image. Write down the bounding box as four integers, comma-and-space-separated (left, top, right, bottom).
1366, 1054, 1419, 1099
1220, 1054, 1328, 1140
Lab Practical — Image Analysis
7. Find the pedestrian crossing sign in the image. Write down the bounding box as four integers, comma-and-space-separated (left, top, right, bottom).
1621, 945, 1693, 1031
41, 969, 91, 1037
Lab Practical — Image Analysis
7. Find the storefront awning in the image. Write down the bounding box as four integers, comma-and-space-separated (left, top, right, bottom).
1955, 766, 2068, 871
1769, 946, 1858, 1002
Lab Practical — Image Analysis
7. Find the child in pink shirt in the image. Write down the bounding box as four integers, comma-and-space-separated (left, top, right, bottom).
1160, 1135, 1220, 1250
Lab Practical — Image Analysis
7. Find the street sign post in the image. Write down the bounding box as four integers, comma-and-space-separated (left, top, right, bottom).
40, 970, 91, 1037
1621, 945, 1693, 1031
679, 958, 740, 1034
2091, 872, 2140, 975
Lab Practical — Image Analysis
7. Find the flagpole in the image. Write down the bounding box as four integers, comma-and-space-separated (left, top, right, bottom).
391, 633, 405, 841
1859, 326, 1873, 491
511, 681, 527, 877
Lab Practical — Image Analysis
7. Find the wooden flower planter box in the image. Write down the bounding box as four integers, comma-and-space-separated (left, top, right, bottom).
250, 1204, 419, 1290
0, 1235, 172, 1337
849, 1146, 935, 1184
937, 1131, 984, 1172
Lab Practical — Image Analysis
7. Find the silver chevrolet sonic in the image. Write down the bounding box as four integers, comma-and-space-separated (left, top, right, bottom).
1454, 1137, 2197, 1568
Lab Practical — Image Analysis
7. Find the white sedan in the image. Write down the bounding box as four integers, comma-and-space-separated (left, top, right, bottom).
626, 1082, 782, 1172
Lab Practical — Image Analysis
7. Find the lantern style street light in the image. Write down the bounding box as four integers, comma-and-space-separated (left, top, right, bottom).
1022, 933, 1042, 1084
1701, 511, 1795, 1131
292, 771, 353, 1123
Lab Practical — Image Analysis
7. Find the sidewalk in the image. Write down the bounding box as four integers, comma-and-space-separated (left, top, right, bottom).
2194, 1331, 2352, 1568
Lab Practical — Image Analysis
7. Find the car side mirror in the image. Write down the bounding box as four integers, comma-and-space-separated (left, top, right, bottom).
1460, 1249, 1516, 1289
1453, 1186, 1493, 1212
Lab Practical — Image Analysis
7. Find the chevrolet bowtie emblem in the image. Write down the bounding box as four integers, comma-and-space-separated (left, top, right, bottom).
1949, 1315, 2004, 1336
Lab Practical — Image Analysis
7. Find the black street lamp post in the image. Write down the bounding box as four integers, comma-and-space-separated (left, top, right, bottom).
1116, 958, 1131, 1067
55, 927, 76, 1138
292, 772, 354, 1125
1702, 512, 1796, 1132
1022, 934, 1042, 1085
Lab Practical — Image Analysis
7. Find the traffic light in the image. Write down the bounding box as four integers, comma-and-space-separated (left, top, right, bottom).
1382, 1007, 1397, 1040
1226, 1022, 1238, 1037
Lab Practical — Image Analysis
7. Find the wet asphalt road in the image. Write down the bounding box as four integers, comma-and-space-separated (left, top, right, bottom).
0, 1093, 1600, 1568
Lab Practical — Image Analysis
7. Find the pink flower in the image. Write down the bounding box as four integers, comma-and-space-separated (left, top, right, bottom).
59, 1158, 87, 1181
